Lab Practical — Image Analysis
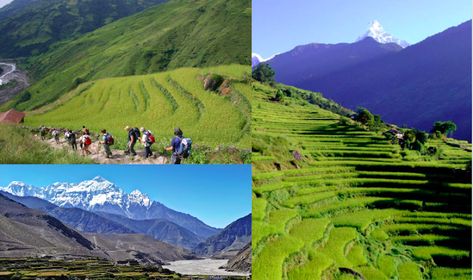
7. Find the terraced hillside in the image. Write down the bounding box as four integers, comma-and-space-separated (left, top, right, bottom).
252, 83, 472, 279
26, 65, 251, 149
6, 0, 250, 110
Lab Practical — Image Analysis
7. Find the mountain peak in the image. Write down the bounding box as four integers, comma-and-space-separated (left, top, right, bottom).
130, 189, 143, 196
357, 20, 409, 48
368, 20, 384, 34
7, 181, 27, 187
3, 181, 39, 197
91, 176, 109, 182
128, 189, 151, 207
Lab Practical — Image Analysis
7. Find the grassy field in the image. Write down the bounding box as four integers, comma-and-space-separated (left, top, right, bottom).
0, 258, 247, 280
4, 0, 251, 111
0, 124, 93, 164
251, 82, 472, 279
25, 65, 251, 152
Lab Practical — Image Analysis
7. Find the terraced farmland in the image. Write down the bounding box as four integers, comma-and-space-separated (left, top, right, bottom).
26, 65, 251, 150
0, 258, 248, 279
252, 82, 472, 279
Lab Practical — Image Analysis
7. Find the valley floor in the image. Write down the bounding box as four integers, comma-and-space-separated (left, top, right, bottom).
0, 258, 178, 279
0, 62, 29, 105
0, 257, 249, 279
163, 259, 250, 277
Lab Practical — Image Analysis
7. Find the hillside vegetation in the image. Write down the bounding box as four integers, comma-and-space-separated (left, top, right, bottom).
251, 82, 471, 279
0, 0, 166, 58
6, 0, 251, 110
26, 65, 251, 150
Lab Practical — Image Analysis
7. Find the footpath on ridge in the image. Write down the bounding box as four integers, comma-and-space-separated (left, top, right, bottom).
36, 136, 168, 164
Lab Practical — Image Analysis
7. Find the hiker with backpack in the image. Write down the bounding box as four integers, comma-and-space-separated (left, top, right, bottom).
79, 131, 92, 156
125, 126, 139, 156
39, 125, 47, 140
82, 125, 89, 135
80, 126, 90, 149
165, 127, 192, 164
51, 128, 60, 144
64, 129, 77, 151
140, 127, 155, 158
99, 129, 114, 158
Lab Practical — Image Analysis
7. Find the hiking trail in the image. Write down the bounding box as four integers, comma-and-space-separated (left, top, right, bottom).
35, 135, 169, 164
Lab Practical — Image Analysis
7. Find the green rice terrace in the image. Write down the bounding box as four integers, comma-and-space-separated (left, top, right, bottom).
0, 258, 247, 280
16, 65, 251, 163
251, 82, 472, 279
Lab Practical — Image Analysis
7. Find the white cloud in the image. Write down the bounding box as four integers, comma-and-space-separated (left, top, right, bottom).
0, 0, 13, 9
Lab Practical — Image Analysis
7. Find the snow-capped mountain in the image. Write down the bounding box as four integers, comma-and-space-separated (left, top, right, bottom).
357, 20, 409, 48
252, 52, 279, 68
252, 53, 262, 67
0, 176, 220, 238
2, 176, 150, 211
1, 181, 40, 197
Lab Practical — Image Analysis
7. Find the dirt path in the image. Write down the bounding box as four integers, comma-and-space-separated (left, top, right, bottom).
37, 136, 170, 164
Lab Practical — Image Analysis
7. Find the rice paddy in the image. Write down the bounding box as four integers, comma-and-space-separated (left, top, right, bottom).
25, 65, 251, 150
251, 82, 472, 279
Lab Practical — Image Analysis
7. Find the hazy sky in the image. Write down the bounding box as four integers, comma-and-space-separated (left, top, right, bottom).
253, 0, 472, 58
0, 165, 251, 228
0, 0, 11, 8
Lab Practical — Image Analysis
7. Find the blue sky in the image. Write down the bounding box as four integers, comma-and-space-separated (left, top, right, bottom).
253, 0, 472, 58
0, 165, 251, 228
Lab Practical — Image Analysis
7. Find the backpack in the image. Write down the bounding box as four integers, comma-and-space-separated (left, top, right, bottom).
147, 131, 155, 144
133, 127, 141, 139
106, 134, 114, 145
83, 135, 92, 146
67, 133, 76, 144
177, 137, 192, 158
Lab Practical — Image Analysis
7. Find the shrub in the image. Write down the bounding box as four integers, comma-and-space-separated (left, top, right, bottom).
354, 107, 374, 127
71, 76, 87, 90
273, 89, 284, 102
252, 63, 275, 84
432, 121, 457, 137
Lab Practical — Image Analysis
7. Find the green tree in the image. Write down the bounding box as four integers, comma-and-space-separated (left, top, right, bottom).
252, 63, 275, 84
432, 121, 457, 137
403, 129, 417, 149
415, 130, 428, 144
354, 107, 374, 127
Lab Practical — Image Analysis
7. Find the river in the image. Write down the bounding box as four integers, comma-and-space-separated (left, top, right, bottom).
0, 62, 16, 85
163, 259, 249, 276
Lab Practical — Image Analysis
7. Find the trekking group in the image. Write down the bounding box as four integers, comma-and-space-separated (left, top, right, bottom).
38, 125, 192, 164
